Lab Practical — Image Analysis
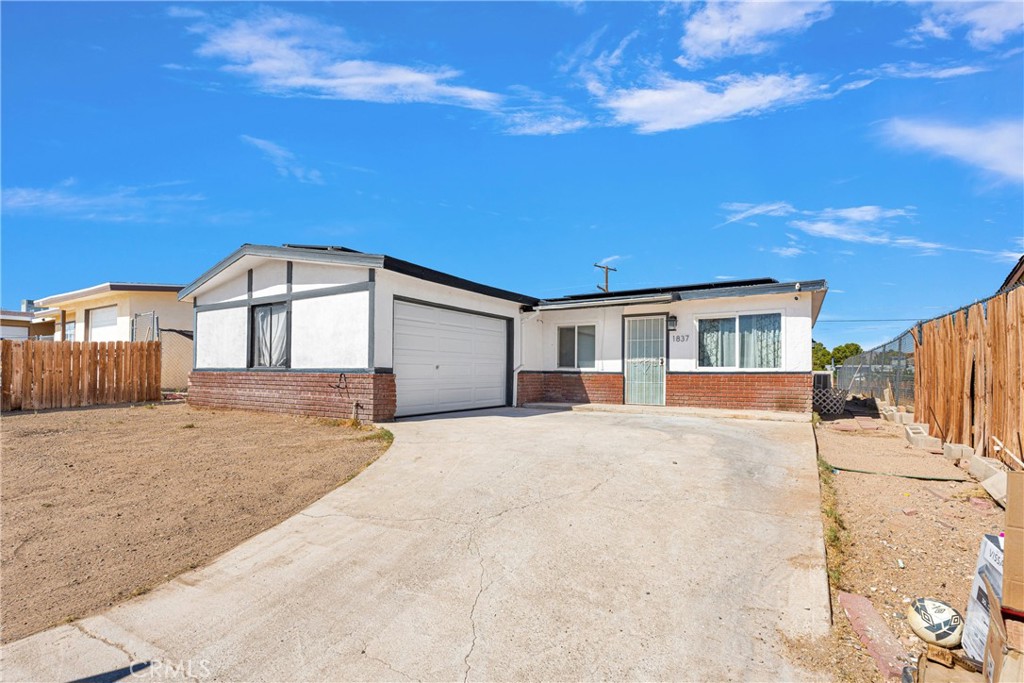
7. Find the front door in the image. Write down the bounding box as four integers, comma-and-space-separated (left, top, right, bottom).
625, 316, 666, 405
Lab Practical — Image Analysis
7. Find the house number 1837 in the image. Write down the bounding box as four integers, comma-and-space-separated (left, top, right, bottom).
671, 334, 690, 343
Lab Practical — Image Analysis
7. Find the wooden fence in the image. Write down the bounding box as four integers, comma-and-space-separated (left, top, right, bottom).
1, 340, 162, 412
912, 285, 1023, 469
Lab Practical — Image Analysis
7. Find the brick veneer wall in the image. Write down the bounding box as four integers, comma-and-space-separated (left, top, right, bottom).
517, 371, 623, 405
188, 371, 397, 422
665, 372, 811, 412
517, 370, 811, 412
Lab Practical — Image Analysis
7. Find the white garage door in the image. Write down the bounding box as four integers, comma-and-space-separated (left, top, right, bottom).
88, 305, 119, 342
393, 300, 508, 417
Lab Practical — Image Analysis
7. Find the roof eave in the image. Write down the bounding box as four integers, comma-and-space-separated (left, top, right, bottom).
531, 279, 827, 311
37, 283, 184, 307
178, 244, 387, 300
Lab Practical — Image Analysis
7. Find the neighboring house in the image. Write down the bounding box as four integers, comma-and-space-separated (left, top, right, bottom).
32, 282, 193, 389
180, 244, 827, 421
0, 307, 54, 340
997, 254, 1024, 294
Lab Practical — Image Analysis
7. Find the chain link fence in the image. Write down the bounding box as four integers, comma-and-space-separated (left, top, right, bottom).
131, 312, 193, 391
835, 328, 917, 408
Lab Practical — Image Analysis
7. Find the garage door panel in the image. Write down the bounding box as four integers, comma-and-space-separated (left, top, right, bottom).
394, 332, 437, 354
394, 301, 508, 417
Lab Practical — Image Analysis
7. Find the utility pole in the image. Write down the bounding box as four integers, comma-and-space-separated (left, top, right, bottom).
594, 263, 617, 293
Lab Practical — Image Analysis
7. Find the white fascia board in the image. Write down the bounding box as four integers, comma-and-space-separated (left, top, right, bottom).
535, 295, 674, 311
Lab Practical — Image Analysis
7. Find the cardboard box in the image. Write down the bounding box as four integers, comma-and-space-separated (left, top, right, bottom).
1004, 471, 1023, 616
965, 535, 1006, 661
983, 575, 1024, 683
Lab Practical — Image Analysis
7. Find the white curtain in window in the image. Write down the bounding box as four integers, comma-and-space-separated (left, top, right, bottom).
254, 304, 287, 367
739, 313, 781, 368
699, 318, 736, 367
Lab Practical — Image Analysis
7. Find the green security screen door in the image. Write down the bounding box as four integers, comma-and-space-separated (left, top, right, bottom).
625, 317, 666, 406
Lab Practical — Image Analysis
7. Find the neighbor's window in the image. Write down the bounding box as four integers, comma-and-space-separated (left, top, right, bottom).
698, 313, 781, 369
251, 302, 288, 368
558, 325, 596, 369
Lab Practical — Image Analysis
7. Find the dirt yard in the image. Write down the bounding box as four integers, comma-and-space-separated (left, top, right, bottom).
1, 401, 391, 644
789, 402, 1004, 681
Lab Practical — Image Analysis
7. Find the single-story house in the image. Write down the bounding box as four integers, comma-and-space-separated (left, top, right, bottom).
180, 244, 827, 421
0, 308, 54, 340
33, 282, 194, 389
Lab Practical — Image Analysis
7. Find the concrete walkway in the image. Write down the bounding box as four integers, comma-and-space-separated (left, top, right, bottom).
2, 408, 829, 682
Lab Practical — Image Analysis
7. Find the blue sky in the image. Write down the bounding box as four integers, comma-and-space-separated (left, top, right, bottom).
2, 1, 1022, 349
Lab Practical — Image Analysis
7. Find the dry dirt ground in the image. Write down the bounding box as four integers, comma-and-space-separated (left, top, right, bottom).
1, 401, 391, 644
788, 403, 1004, 682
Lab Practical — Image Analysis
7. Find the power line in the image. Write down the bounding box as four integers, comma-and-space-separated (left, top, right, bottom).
816, 318, 922, 323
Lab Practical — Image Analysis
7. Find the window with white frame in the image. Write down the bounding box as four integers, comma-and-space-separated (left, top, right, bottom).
557, 324, 596, 369
698, 313, 781, 369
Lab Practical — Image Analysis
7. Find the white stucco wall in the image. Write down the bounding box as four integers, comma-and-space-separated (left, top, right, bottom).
291, 291, 370, 368
292, 262, 368, 292
372, 270, 523, 370
195, 308, 248, 368
522, 291, 813, 373
251, 260, 289, 300
188, 256, 372, 370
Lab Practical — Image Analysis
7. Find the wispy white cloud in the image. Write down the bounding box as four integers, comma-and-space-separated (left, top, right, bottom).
603, 72, 830, 133
167, 6, 207, 20
500, 86, 588, 136
598, 255, 622, 266
568, 28, 641, 98
771, 246, 804, 257
179, 9, 500, 110
677, 1, 833, 68
907, 2, 1024, 49
815, 206, 914, 222
720, 200, 1022, 262
176, 8, 590, 136
240, 135, 324, 184
883, 118, 1024, 182
2, 180, 204, 222
871, 61, 989, 79
717, 201, 796, 227
714, 274, 738, 280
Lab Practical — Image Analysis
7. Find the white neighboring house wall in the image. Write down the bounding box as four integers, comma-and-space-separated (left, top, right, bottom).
521, 291, 813, 373
1, 325, 29, 340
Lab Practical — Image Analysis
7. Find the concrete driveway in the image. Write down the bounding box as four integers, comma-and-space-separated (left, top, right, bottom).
2, 408, 829, 682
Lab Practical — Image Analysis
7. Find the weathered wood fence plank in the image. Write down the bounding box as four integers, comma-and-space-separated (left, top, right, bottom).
913, 288, 1023, 469
0, 340, 162, 411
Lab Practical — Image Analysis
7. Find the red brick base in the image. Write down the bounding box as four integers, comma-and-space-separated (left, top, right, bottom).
187, 371, 397, 422
517, 370, 811, 412
516, 371, 623, 405
665, 372, 812, 412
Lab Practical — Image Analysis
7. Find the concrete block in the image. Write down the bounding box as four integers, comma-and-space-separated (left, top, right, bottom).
981, 471, 1008, 508
968, 455, 1005, 483
942, 443, 975, 463
881, 408, 897, 422
904, 424, 941, 450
